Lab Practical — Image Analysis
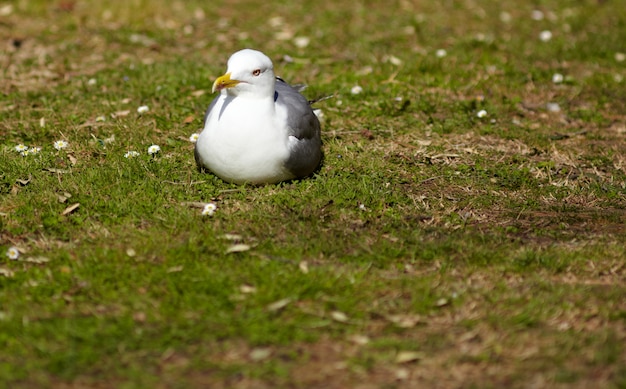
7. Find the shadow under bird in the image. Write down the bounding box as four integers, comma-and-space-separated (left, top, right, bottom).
194, 49, 322, 184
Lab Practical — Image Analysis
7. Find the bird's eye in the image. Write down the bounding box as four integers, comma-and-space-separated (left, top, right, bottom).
252, 69, 261, 76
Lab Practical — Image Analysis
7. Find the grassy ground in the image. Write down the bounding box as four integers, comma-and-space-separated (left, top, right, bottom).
1, 0, 626, 387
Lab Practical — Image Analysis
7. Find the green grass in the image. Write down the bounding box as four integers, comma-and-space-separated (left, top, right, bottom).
2, 0, 626, 387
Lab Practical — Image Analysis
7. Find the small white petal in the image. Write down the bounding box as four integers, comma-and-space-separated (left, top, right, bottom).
87, 78, 97, 86
137, 105, 150, 114
435, 49, 447, 58
147, 145, 161, 155
477, 109, 488, 118
552, 73, 564, 83
615, 52, 626, 62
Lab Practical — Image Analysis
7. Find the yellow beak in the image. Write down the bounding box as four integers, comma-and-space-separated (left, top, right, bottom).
212, 73, 240, 93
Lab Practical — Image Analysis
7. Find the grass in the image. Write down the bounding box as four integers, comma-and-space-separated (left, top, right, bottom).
2, 0, 626, 387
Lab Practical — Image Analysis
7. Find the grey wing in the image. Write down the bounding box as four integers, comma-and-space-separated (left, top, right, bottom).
194, 96, 220, 169
275, 79, 322, 178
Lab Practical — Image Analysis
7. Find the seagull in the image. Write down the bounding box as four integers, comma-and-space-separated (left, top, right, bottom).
194, 49, 322, 184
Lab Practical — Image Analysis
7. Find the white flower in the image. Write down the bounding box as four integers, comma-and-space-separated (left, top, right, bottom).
15, 144, 28, 153
293, 36, 310, 48
539, 30, 552, 42
23, 147, 42, 156
477, 109, 488, 118
615, 52, 626, 62
351, 85, 363, 95
87, 78, 97, 86
435, 49, 447, 58
6, 247, 19, 260
202, 203, 217, 216
147, 145, 161, 155
53, 140, 68, 150
95, 115, 106, 122
189, 133, 200, 143
137, 105, 150, 114
552, 73, 564, 83
124, 151, 140, 158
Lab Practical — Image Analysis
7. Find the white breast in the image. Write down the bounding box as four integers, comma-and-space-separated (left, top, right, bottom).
195, 95, 294, 184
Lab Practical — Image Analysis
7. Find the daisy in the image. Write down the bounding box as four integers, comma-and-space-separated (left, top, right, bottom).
147, 145, 160, 155
351, 85, 363, 95
293, 36, 310, 48
202, 203, 217, 216
189, 133, 200, 143
6, 246, 19, 260
435, 49, 447, 58
477, 109, 488, 118
53, 140, 68, 150
15, 144, 28, 153
22, 146, 42, 156
137, 105, 150, 114
552, 73, 564, 83
124, 151, 140, 158
539, 30, 552, 42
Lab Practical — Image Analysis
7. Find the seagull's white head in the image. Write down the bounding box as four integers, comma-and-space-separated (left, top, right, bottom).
212, 49, 276, 98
